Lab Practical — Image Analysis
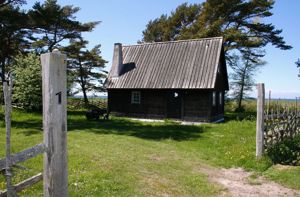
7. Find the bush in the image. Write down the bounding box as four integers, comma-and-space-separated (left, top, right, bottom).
13, 53, 42, 111
267, 134, 300, 166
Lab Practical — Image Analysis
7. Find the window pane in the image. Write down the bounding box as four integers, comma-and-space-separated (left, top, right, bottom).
131, 91, 141, 104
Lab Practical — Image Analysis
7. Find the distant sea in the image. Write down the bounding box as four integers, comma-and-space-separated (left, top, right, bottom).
70, 95, 108, 99
245, 98, 300, 102
71, 96, 298, 101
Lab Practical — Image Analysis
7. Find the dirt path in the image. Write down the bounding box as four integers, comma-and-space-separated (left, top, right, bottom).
199, 166, 300, 197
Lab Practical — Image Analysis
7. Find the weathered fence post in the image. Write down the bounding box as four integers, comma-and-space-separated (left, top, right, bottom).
267, 90, 271, 114
41, 50, 68, 197
256, 83, 265, 158
3, 78, 17, 197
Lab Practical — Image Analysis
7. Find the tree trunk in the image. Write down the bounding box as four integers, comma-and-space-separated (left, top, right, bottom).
82, 86, 88, 105
78, 59, 88, 105
237, 68, 246, 110
237, 85, 244, 109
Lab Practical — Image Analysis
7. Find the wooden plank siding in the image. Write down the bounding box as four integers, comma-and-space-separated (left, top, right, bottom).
108, 89, 225, 122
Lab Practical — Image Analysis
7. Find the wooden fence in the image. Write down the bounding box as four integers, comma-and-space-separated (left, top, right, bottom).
264, 108, 300, 149
0, 50, 68, 197
256, 83, 300, 158
68, 98, 107, 109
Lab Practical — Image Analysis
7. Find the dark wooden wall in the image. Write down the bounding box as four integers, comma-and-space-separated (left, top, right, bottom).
108, 89, 225, 122
182, 90, 211, 121
108, 89, 166, 119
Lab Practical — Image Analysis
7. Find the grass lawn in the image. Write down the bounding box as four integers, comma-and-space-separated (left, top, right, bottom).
0, 108, 300, 196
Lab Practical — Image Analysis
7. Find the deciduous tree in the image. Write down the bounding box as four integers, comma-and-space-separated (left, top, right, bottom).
13, 53, 42, 111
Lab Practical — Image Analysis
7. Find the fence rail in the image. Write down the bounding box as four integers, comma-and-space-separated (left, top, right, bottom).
0, 143, 45, 170
68, 98, 107, 109
0, 173, 43, 197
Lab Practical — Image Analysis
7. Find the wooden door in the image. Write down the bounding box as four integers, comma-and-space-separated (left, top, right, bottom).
167, 91, 182, 119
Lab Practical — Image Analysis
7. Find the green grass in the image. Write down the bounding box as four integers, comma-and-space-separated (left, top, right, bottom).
264, 165, 300, 190
0, 107, 300, 196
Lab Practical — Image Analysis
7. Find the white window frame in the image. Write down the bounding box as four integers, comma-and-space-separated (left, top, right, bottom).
131, 91, 141, 104
219, 92, 223, 105
212, 91, 216, 106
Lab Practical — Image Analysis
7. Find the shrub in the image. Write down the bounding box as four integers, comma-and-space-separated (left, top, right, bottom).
13, 53, 42, 111
267, 134, 300, 166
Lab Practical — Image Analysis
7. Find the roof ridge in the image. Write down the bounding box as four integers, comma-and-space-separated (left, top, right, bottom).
122, 37, 223, 47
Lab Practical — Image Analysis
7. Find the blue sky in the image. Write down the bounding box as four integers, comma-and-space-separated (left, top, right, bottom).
24, 0, 300, 98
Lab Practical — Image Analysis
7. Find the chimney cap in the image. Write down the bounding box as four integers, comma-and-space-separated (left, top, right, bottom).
114, 43, 122, 46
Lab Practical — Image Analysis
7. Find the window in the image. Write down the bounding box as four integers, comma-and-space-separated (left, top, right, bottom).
131, 91, 141, 104
219, 92, 223, 105
212, 91, 216, 106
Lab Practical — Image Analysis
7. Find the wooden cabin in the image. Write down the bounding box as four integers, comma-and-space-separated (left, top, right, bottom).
106, 37, 229, 122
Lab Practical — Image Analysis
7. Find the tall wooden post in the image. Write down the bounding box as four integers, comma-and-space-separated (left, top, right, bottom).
256, 83, 265, 158
3, 78, 17, 197
41, 50, 68, 197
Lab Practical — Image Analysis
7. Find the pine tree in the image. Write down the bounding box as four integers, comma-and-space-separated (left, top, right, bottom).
141, 0, 291, 59
141, 3, 202, 42
230, 49, 266, 110
141, 15, 169, 42
296, 59, 300, 78
0, 2, 30, 82
0, 0, 25, 8
28, 0, 99, 52
63, 39, 107, 104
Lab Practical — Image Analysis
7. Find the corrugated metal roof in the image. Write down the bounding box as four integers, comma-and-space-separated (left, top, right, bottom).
107, 37, 225, 89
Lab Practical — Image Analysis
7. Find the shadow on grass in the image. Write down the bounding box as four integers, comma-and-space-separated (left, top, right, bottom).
9, 110, 206, 141
68, 111, 206, 141
10, 120, 42, 136
11, 120, 42, 130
